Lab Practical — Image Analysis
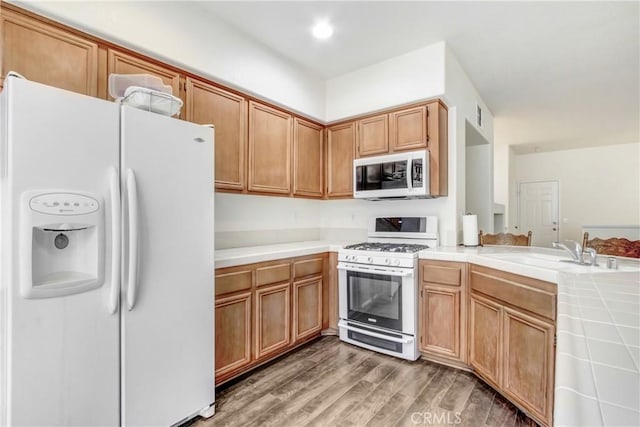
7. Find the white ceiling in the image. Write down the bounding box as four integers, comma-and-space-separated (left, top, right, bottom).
198, 1, 639, 151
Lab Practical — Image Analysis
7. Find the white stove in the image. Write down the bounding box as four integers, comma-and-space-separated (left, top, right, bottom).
337, 216, 438, 361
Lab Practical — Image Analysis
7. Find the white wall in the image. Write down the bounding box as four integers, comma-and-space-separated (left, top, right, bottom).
465, 144, 493, 233
12, 0, 326, 120
509, 142, 640, 241
325, 42, 446, 122
494, 143, 509, 206
444, 46, 495, 242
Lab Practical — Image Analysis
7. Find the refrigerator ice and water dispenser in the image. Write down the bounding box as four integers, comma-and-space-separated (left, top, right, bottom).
20, 190, 105, 298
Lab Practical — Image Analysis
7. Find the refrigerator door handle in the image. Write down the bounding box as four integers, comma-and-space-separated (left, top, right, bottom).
125, 169, 139, 310
107, 168, 120, 314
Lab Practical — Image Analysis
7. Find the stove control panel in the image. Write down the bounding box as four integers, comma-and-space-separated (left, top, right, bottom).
338, 252, 416, 268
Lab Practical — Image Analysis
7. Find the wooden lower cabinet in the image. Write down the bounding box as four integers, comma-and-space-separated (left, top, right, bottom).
419, 260, 467, 363
255, 282, 291, 359
503, 307, 555, 424
420, 285, 461, 359
469, 264, 556, 427
293, 276, 323, 342
214, 254, 326, 385
469, 293, 502, 387
214, 292, 252, 378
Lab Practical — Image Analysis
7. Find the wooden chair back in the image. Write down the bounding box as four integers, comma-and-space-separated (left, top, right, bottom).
582, 232, 640, 258
479, 230, 532, 246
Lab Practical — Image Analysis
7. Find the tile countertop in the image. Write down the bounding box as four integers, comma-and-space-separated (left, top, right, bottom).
214, 240, 347, 269
420, 246, 640, 427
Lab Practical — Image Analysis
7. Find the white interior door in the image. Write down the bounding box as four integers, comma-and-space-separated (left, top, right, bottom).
120, 106, 214, 426
517, 180, 559, 247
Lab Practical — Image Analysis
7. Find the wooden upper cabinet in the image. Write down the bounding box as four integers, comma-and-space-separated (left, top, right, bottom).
0, 9, 98, 95
356, 114, 388, 157
293, 118, 323, 198
326, 122, 355, 198
107, 49, 181, 109
426, 101, 448, 196
185, 78, 246, 191
248, 101, 292, 195
390, 105, 427, 152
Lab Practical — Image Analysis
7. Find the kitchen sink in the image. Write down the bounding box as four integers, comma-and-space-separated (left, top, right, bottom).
482, 252, 640, 273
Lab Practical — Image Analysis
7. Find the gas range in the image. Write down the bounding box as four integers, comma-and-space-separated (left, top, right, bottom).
339, 216, 439, 268
337, 216, 438, 361
343, 242, 432, 253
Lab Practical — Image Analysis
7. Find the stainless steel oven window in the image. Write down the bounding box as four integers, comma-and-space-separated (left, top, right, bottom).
346, 270, 403, 330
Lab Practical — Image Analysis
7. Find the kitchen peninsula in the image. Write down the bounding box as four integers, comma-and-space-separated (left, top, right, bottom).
216, 243, 640, 427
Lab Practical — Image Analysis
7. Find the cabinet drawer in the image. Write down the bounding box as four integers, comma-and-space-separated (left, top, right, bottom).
294, 257, 323, 279
422, 263, 461, 286
256, 263, 291, 287
470, 266, 556, 320
215, 269, 252, 296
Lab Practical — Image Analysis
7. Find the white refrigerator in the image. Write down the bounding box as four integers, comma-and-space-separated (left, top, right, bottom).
0, 75, 215, 425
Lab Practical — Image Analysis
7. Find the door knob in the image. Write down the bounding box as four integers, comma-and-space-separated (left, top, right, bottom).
553, 228, 557, 231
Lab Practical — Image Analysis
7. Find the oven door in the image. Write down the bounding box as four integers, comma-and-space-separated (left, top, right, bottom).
338, 263, 416, 334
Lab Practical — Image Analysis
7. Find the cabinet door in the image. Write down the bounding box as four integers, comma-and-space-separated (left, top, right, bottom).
255, 282, 291, 359
503, 307, 554, 425
469, 293, 501, 387
186, 78, 246, 191
1, 10, 98, 95
426, 101, 448, 196
215, 292, 252, 381
356, 114, 388, 157
293, 277, 323, 343
389, 105, 427, 152
248, 101, 292, 194
420, 284, 461, 360
293, 118, 323, 198
107, 49, 181, 104
326, 122, 355, 198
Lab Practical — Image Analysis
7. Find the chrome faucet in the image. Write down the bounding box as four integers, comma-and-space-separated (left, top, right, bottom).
553, 240, 583, 261
553, 240, 598, 266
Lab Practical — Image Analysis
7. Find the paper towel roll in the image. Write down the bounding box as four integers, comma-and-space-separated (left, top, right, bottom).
463, 214, 479, 247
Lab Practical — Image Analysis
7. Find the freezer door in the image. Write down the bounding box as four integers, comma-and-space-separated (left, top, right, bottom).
120, 106, 214, 426
0, 78, 120, 425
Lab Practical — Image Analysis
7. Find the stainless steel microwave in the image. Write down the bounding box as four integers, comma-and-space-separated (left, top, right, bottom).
353, 150, 429, 199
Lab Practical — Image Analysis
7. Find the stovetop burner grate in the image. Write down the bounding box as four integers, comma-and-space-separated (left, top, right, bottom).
343, 242, 432, 253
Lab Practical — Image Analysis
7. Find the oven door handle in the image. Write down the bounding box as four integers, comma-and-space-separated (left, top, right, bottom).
341, 323, 414, 344
337, 262, 413, 277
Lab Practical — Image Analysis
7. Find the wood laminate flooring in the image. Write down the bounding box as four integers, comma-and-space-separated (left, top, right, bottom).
193, 337, 535, 427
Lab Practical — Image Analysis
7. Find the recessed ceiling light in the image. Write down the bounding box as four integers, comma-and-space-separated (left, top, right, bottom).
312, 21, 333, 40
